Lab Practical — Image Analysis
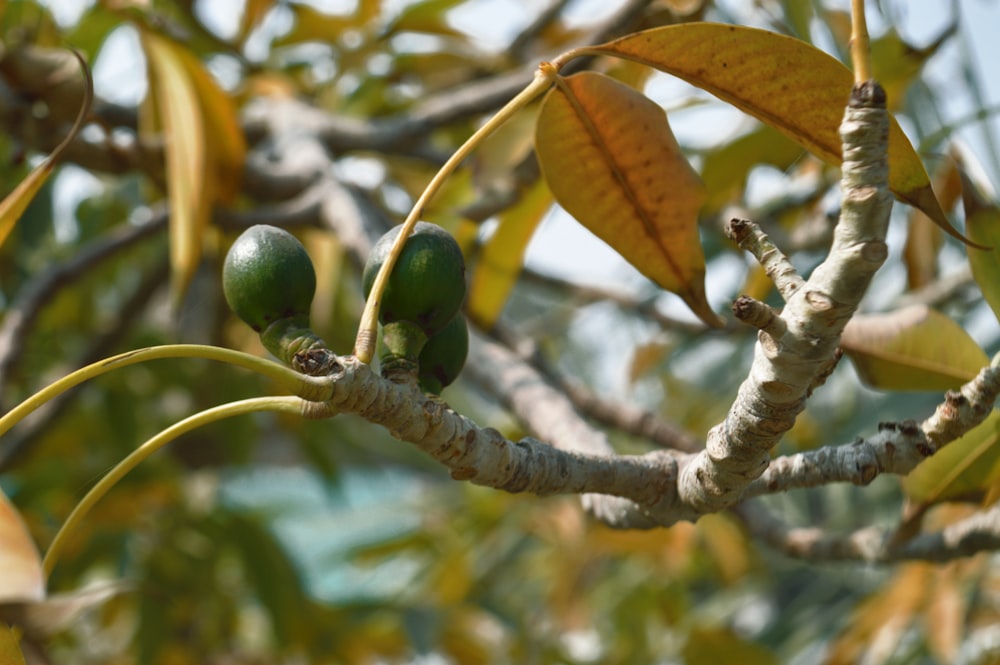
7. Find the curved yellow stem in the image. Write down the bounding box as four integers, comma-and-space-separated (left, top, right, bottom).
43, 395, 305, 579
850, 0, 872, 83
0, 345, 330, 439
353, 66, 559, 363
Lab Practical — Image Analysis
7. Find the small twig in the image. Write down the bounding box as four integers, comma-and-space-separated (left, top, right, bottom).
734, 500, 1000, 563
725, 218, 804, 301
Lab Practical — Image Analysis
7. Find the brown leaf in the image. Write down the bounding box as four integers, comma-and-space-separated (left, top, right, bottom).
584, 23, 974, 245
535, 72, 721, 327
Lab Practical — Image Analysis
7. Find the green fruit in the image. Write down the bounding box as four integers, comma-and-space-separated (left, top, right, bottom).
223, 224, 328, 368
418, 314, 468, 394
223, 224, 316, 332
362, 222, 466, 336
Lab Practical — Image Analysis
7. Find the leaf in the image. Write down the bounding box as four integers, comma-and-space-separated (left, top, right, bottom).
683, 626, 779, 665
143, 31, 207, 307
0, 489, 43, 603
962, 173, 1000, 323
841, 305, 989, 391
0, 625, 25, 665
0, 49, 92, 249
273, 5, 356, 47
870, 26, 955, 112
700, 123, 805, 213
0, 581, 131, 639
825, 564, 929, 665
586, 23, 972, 244
534, 71, 721, 327
903, 411, 1000, 504
385, 0, 467, 38
468, 180, 552, 328
142, 30, 245, 305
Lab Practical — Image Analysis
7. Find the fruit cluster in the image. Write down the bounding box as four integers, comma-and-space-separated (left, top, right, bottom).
362, 222, 468, 393
222, 222, 468, 393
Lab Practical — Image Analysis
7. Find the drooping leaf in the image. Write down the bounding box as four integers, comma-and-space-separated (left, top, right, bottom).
962, 173, 1000, 323
902, 157, 962, 290
841, 305, 989, 391
142, 31, 207, 307
0, 49, 92, 248
903, 410, 1000, 504
584, 23, 971, 244
0, 489, 43, 603
535, 71, 721, 327
142, 30, 245, 305
825, 564, 930, 665
468, 180, 552, 328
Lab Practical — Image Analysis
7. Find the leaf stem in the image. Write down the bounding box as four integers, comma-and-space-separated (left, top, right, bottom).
0, 345, 330, 438
850, 0, 872, 83
42, 395, 305, 579
353, 65, 559, 363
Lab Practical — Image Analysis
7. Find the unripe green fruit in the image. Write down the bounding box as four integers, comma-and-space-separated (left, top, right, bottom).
362, 222, 466, 337
418, 314, 468, 394
223, 224, 316, 332
223, 224, 328, 369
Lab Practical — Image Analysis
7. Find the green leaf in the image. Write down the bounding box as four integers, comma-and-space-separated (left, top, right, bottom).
841, 305, 989, 391
903, 410, 1000, 503
535, 71, 721, 327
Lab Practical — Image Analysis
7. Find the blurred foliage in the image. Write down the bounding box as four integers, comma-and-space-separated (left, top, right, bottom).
0, 0, 998, 664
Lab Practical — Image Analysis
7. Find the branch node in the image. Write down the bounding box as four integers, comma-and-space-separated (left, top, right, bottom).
850, 80, 887, 109
732, 295, 786, 339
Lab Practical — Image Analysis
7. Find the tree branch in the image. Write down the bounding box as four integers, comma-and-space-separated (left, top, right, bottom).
677, 81, 894, 516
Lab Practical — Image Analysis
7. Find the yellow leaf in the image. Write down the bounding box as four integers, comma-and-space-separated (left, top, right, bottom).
923, 564, 967, 664
142, 31, 247, 305
0, 625, 26, 665
586, 23, 972, 245
826, 564, 930, 665
903, 410, 1000, 504
535, 71, 721, 327
0, 489, 44, 603
0, 50, 92, 248
841, 305, 989, 391
143, 31, 206, 306
468, 180, 552, 328
962, 173, 1000, 323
